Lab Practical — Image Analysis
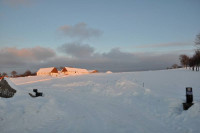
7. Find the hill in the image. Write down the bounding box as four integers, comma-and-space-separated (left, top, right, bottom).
0, 69, 200, 133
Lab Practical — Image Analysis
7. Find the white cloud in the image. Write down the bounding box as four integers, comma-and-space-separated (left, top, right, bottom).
58, 23, 103, 40
0, 46, 56, 67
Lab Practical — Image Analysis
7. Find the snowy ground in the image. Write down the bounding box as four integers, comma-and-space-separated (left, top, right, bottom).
0, 69, 200, 133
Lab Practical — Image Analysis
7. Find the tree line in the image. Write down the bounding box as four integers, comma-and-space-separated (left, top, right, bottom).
0, 70, 36, 78
179, 33, 200, 71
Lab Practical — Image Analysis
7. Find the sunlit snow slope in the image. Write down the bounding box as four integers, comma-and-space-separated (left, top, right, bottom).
0, 69, 200, 133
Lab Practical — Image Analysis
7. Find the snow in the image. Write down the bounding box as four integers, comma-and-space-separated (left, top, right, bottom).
62, 67, 89, 73
37, 67, 57, 73
106, 71, 112, 73
0, 69, 200, 133
12, 75, 67, 85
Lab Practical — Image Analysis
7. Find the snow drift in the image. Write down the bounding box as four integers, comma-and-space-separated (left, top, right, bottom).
0, 69, 200, 133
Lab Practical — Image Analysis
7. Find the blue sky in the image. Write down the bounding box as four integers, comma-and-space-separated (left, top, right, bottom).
0, 0, 200, 73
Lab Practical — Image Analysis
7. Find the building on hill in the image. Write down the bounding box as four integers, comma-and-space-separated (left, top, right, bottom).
37, 67, 58, 76
61, 67, 89, 75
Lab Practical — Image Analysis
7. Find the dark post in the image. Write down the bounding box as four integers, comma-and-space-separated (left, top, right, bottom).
186, 87, 193, 103
183, 87, 194, 110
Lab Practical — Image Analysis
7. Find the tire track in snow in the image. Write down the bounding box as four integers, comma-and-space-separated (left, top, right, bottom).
15, 76, 68, 85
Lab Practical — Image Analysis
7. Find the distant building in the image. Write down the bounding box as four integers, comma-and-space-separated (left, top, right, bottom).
61, 67, 89, 75
37, 67, 59, 76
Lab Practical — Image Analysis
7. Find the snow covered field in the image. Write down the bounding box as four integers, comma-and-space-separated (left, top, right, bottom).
0, 69, 200, 133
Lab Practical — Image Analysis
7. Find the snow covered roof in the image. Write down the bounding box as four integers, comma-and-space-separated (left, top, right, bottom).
62, 67, 88, 73
37, 67, 58, 73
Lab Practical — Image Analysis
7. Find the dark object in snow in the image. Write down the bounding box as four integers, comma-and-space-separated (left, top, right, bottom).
29, 89, 43, 98
0, 78, 17, 98
183, 103, 194, 110
183, 87, 193, 110
186, 87, 193, 103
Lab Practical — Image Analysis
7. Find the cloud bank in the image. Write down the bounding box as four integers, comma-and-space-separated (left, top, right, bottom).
56, 43, 180, 72
58, 23, 103, 40
0, 47, 56, 68
137, 42, 191, 48
0, 45, 182, 74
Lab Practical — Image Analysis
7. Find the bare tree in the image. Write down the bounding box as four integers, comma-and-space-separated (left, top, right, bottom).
188, 57, 195, 71
31, 72, 37, 76
179, 54, 189, 68
2, 72, 7, 76
178, 33, 200, 71
193, 50, 200, 71
11, 71, 17, 77
24, 70, 32, 76
195, 33, 200, 50
172, 64, 179, 69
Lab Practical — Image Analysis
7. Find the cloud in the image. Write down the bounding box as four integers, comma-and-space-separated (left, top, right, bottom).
2, 0, 32, 7
58, 23, 103, 40
137, 42, 191, 48
98, 49, 180, 72
58, 42, 95, 58
56, 44, 181, 72
0, 45, 186, 74
0, 46, 56, 67
102, 48, 137, 62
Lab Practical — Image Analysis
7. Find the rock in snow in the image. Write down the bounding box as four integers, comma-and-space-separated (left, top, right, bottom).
0, 78, 17, 98
0, 69, 200, 133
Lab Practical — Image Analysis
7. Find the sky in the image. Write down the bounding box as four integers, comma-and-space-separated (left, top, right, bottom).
0, 0, 200, 74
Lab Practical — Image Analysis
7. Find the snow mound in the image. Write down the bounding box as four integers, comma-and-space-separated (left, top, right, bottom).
1, 69, 200, 133
4, 77, 18, 90
106, 71, 112, 73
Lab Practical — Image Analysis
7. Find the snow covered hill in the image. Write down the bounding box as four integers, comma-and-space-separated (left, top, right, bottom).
0, 69, 200, 133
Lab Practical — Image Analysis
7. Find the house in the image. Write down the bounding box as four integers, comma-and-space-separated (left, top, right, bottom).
61, 67, 89, 75
37, 67, 59, 76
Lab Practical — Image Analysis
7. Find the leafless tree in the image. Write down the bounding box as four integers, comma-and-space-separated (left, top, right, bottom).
171, 64, 179, 69
24, 70, 32, 76
195, 33, 200, 51
179, 54, 189, 68
11, 71, 17, 77
178, 33, 200, 71
188, 57, 195, 71
2, 72, 7, 76
193, 50, 200, 71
